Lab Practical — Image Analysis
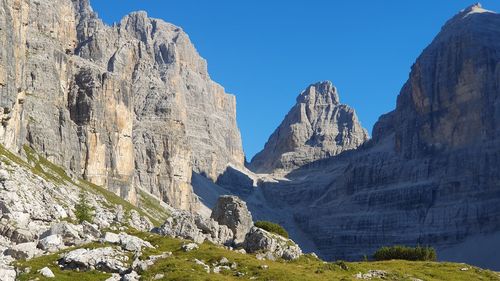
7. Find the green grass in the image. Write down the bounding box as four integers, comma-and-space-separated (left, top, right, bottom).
14, 228, 500, 281
15, 243, 113, 281
22, 144, 165, 226
138, 189, 170, 223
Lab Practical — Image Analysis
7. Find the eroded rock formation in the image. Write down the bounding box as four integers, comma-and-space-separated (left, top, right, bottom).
249, 81, 368, 174
0, 0, 244, 209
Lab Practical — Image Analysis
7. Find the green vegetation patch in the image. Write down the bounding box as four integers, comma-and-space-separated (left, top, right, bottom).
373, 245, 437, 262
255, 220, 289, 238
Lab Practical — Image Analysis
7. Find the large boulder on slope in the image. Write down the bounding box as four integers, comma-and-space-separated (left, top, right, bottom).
243, 227, 302, 261
210, 195, 253, 244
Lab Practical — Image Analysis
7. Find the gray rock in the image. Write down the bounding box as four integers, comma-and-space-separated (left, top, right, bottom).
153, 211, 205, 243
249, 81, 368, 174
39, 267, 55, 278
128, 209, 153, 232
38, 234, 65, 252
244, 227, 302, 261
4, 242, 40, 260
81, 221, 101, 239
181, 243, 199, 252
0, 0, 244, 211
153, 274, 165, 280
59, 247, 129, 273
0, 264, 16, 281
118, 232, 153, 252
194, 259, 210, 273
41, 222, 81, 246
103, 232, 121, 244
122, 270, 140, 281
211, 196, 253, 244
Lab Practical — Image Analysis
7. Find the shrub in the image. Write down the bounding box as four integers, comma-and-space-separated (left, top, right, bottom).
373, 245, 437, 261
254, 221, 289, 238
75, 191, 94, 223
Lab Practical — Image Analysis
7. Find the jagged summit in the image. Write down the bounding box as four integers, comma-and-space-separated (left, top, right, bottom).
249, 81, 368, 174
296, 81, 340, 105
461, 3, 495, 17
441, 2, 497, 30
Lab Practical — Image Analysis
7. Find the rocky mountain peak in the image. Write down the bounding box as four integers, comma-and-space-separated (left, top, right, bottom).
296, 81, 339, 105
249, 81, 368, 174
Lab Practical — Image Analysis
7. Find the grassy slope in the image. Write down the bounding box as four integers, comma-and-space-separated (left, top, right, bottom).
0, 144, 166, 226
16, 230, 500, 281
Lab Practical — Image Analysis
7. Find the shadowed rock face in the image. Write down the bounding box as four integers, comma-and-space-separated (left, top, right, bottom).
192, 4, 500, 270
251, 4, 500, 267
0, 0, 244, 209
249, 81, 368, 174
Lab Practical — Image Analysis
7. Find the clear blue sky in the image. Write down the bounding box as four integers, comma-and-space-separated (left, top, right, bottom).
90, 1, 500, 159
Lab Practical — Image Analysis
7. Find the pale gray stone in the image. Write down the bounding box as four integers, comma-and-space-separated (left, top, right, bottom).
249, 81, 368, 174
59, 247, 129, 273
211, 196, 253, 244
243, 227, 302, 261
39, 267, 55, 278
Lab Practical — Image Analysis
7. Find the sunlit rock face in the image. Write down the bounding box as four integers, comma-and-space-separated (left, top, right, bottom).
0, 0, 244, 209
249, 81, 368, 174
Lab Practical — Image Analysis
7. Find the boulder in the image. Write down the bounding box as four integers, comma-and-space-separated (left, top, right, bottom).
128, 210, 153, 232
102, 232, 121, 244
243, 227, 302, 261
58, 247, 129, 273
38, 234, 65, 252
122, 270, 140, 281
210, 196, 253, 244
194, 215, 233, 246
153, 211, 205, 243
0, 264, 16, 281
181, 243, 198, 252
118, 232, 153, 252
81, 221, 101, 239
39, 266, 55, 278
4, 242, 40, 260
40, 222, 81, 246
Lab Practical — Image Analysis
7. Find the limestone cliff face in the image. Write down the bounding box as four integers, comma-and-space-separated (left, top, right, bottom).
204, 4, 500, 269
249, 81, 368, 174
373, 3, 500, 158
0, 0, 244, 209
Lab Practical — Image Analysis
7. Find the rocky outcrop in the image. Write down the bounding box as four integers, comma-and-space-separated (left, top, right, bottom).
210, 195, 254, 244
249, 81, 368, 174
59, 247, 130, 273
153, 209, 234, 245
0, 0, 244, 210
244, 227, 302, 261
154, 195, 303, 260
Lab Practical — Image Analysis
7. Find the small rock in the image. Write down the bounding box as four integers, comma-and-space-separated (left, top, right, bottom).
194, 259, 210, 273
460, 267, 470, 271
153, 273, 165, 280
213, 265, 231, 273
38, 234, 64, 252
102, 232, 120, 244
39, 267, 55, 278
259, 264, 269, 270
118, 232, 153, 252
122, 270, 140, 281
181, 243, 199, 252
0, 264, 16, 281
4, 242, 40, 259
